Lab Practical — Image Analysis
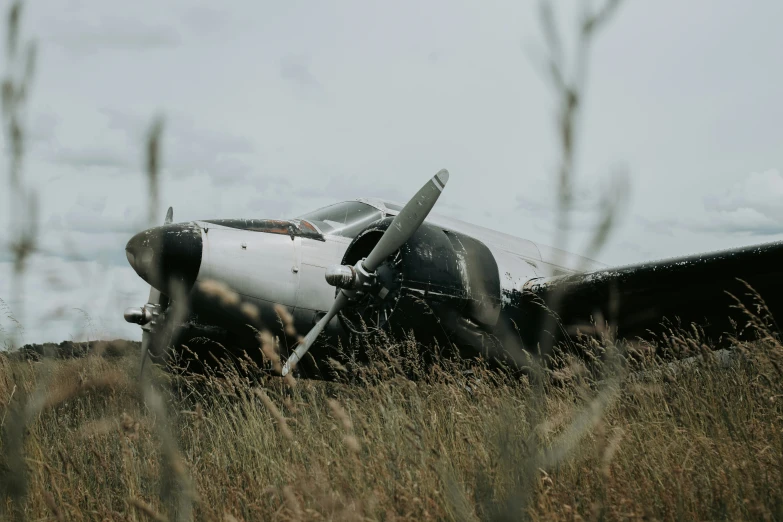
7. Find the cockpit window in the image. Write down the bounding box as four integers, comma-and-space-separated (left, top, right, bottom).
298, 201, 383, 238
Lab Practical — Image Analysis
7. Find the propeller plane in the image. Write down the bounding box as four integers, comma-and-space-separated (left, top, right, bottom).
124, 170, 783, 377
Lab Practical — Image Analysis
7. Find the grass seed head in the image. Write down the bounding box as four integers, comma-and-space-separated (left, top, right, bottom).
254, 388, 293, 440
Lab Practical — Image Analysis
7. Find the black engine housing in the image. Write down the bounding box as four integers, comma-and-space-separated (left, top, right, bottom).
339, 218, 503, 352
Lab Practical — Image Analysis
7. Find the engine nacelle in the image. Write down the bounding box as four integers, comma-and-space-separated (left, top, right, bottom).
338, 218, 502, 346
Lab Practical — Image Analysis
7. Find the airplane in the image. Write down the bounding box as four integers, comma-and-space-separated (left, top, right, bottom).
123, 170, 783, 378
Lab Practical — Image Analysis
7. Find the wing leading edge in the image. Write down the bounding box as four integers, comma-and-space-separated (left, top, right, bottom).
513, 239, 783, 349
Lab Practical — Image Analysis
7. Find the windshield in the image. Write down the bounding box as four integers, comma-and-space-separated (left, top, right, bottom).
298, 201, 383, 238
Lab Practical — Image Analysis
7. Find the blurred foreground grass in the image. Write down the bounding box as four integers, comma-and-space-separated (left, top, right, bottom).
2, 330, 782, 521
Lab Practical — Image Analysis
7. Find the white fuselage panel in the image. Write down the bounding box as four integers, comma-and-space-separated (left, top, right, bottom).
196, 221, 300, 307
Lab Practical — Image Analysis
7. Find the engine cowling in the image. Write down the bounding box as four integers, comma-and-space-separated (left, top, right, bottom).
336, 217, 502, 347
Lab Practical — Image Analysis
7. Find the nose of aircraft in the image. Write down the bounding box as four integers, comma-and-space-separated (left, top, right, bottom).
125, 222, 203, 294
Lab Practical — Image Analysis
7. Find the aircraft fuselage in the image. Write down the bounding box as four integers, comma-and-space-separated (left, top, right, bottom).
125, 198, 602, 367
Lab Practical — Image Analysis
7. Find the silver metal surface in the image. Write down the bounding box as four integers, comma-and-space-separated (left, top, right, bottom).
325, 265, 355, 288
195, 221, 300, 307
124, 306, 153, 325
293, 237, 350, 332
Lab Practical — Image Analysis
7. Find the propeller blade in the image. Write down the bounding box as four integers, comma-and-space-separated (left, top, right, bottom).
280, 170, 449, 377
139, 206, 173, 376
139, 282, 161, 376
140, 330, 152, 376
363, 169, 449, 272
281, 290, 348, 376
147, 286, 161, 306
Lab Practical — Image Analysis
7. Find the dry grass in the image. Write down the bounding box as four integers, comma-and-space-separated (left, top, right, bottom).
1, 326, 783, 521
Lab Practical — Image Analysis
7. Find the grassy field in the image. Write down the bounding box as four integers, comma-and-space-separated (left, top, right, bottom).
2, 321, 783, 521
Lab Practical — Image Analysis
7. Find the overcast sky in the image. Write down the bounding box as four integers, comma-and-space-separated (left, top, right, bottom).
2, 0, 782, 344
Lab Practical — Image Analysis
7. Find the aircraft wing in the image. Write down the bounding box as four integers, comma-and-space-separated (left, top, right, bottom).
515, 239, 783, 348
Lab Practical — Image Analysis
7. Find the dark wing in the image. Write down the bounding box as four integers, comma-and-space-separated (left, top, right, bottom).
515, 240, 783, 348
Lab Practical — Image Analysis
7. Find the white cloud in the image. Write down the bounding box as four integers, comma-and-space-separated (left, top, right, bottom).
279, 55, 323, 92
641, 169, 783, 237
704, 169, 783, 229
